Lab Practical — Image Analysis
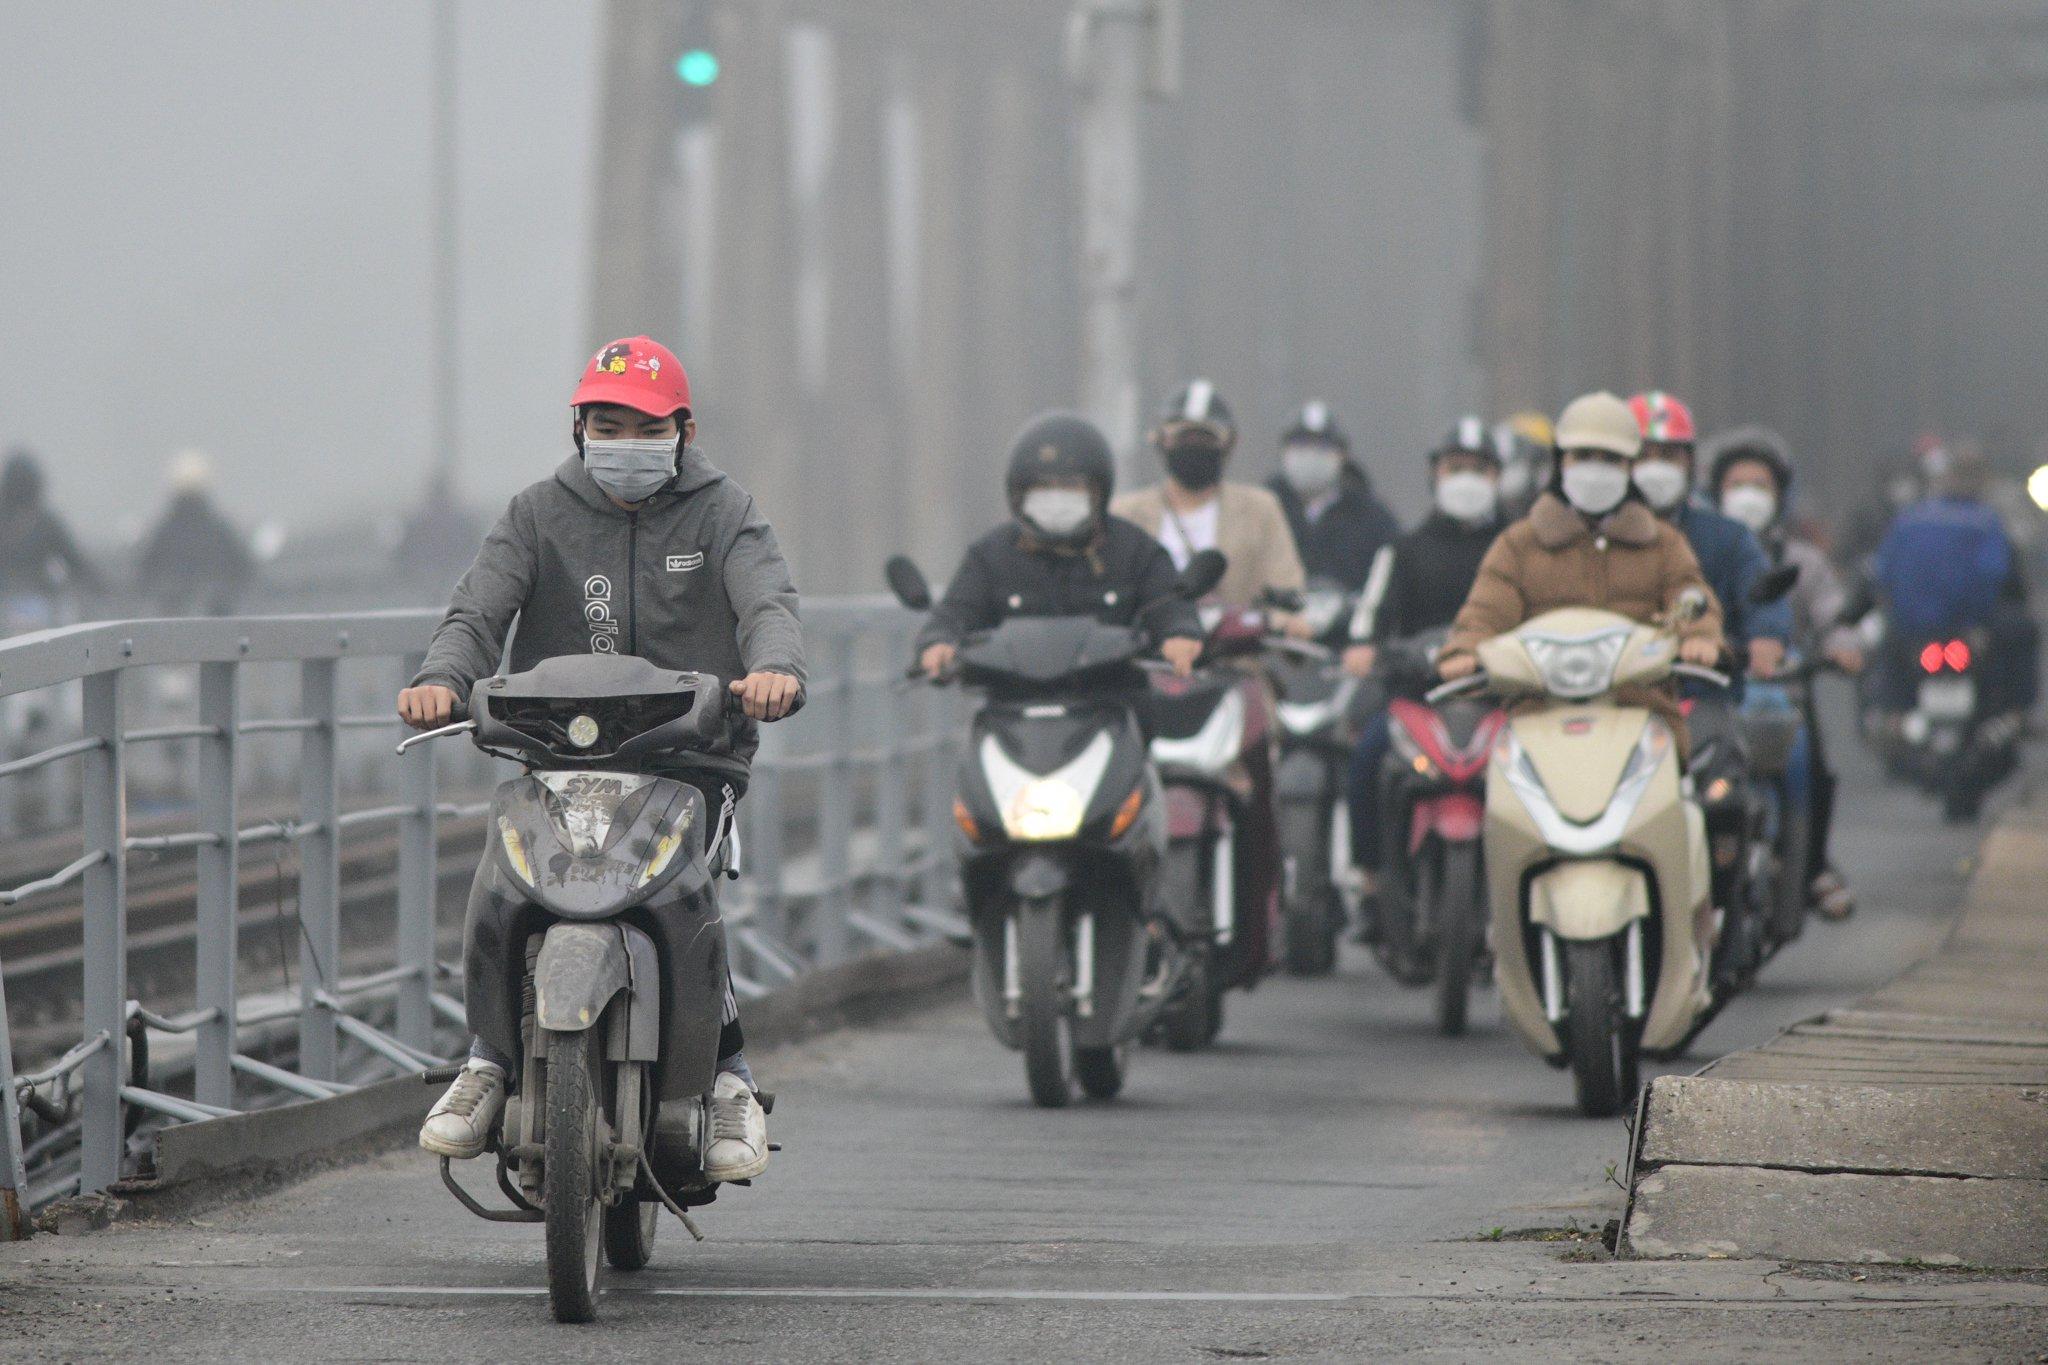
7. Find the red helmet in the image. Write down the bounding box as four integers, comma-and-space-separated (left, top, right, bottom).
572, 336, 691, 417
1628, 390, 1696, 445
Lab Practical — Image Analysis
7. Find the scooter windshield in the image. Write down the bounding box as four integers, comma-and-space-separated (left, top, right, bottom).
957, 617, 1147, 687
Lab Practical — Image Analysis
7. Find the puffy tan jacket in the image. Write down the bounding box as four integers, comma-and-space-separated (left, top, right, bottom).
1442, 493, 1724, 667
1110, 481, 1306, 609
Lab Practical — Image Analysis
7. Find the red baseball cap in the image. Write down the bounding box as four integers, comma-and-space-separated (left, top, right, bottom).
572, 336, 691, 417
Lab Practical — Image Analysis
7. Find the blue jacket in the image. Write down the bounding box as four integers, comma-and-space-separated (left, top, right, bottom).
1672, 498, 1792, 649
1875, 496, 2014, 636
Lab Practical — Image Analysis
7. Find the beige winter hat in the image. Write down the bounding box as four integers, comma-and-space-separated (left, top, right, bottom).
1553, 391, 1643, 460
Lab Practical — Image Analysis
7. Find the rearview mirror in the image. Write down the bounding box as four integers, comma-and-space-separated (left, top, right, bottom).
884, 555, 933, 612
1672, 587, 1710, 626
1748, 563, 1800, 607
1178, 548, 1228, 600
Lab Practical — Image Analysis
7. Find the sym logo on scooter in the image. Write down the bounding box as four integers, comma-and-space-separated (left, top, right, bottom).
584, 575, 619, 654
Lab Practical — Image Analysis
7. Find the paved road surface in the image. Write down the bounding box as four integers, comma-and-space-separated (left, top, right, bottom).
6, 690, 2046, 1360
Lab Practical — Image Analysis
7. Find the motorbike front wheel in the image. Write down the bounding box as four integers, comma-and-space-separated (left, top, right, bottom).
1279, 801, 1339, 977
544, 1026, 610, 1322
1433, 842, 1482, 1037
1564, 940, 1639, 1118
603, 1201, 658, 1272
1017, 899, 1076, 1108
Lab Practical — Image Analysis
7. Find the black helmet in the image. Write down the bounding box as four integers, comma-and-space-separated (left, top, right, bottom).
1283, 400, 1348, 453
1004, 411, 1114, 512
1431, 414, 1497, 465
1155, 378, 1235, 445
1702, 425, 1794, 498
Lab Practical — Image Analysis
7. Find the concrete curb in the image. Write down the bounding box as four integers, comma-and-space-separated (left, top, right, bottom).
78, 942, 967, 1228
1622, 799, 2048, 1268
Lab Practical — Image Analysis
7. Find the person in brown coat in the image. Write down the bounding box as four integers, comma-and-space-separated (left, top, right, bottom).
1439, 392, 1724, 736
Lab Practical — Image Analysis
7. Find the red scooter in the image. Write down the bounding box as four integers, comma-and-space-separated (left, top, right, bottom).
1376, 639, 1506, 1034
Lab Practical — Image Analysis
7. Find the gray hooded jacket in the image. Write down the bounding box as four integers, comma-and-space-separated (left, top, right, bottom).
411, 446, 804, 782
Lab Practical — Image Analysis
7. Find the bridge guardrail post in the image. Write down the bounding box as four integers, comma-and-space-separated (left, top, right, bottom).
0, 964, 29, 1238
194, 661, 240, 1111
297, 658, 340, 1081
395, 653, 437, 1051
78, 668, 127, 1194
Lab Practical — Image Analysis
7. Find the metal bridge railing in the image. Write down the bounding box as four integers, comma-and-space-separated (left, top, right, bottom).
0, 601, 961, 1235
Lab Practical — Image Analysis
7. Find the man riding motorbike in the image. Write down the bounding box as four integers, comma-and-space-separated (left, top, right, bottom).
1873, 444, 2039, 738
1264, 401, 1398, 617
398, 336, 804, 1185
1626, 392, 1791, 685
1112, 380, 1308, 611
1438, 391, 1724, 718
915, 412, 1204, 679
1338, 418, 1506, 937
1704, 426, 1864, 919
1113, 381, 1306, 984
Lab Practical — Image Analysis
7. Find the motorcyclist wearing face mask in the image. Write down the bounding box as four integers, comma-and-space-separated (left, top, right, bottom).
398, 336, 802, 1183
1704, 425, 1864, 919
1264, 401, 1399, 602
915, 412, 1204, 679
1627, 391, 1792, 684
1337, 419, 1507, 932
1439, 392, 1723, 715
1112, 380, 1308, 618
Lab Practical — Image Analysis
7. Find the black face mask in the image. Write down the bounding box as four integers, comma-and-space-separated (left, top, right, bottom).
1165, 445, 1226, 491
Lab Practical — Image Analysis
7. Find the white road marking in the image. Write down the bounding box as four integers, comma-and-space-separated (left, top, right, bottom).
266, 1285, 1351, 1304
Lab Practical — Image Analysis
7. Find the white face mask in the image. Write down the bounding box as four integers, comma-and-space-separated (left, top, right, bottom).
1019, 487, 1094, 539
1631, 458, 1689, 511
1561, 461, 1631, 517
1720, 485, 1778, 534
1435, 471, 1499, 524
1281, 445, 1343, 498
583, 436, 678, 503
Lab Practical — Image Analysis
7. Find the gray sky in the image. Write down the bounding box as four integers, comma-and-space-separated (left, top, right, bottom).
0, 1, 597, 545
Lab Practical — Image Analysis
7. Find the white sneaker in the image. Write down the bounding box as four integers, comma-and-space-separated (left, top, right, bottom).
702, 1070, 769, 1182
419, 1059, 506, 1159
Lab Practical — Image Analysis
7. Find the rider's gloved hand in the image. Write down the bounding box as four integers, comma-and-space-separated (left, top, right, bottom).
1160, 636, 1202, 677
1679, 637, 1721, 667
397, 684, 460, 730
730, 670, 802, 721
1341, 644, 1377, 678
1437, 652, 1478, 680
1747, 637, 1785, 679
919, 642, 957, 679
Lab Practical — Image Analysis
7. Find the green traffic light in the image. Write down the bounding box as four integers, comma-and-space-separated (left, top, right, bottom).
676, 48, 719, 87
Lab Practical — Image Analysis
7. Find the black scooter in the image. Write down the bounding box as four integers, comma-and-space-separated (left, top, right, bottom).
885, 551, 1224, 1106
399, 655, 795, 1322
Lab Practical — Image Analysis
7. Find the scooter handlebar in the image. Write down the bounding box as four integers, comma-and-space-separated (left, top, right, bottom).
1673, 661, 1733, 689
1424, 672, 1488, 705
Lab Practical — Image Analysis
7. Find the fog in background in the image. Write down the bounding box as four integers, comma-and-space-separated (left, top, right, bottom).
6, 1, 2048, 592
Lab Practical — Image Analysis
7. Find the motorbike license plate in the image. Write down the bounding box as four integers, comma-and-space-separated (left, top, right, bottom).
1917, 677, 1975, 721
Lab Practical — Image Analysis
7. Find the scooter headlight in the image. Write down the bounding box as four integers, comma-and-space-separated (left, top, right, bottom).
1521, 628, 1632, 700
1007, 779, 1087, 841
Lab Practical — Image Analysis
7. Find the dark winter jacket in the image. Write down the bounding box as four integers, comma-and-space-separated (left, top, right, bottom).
412, 447, 805, 784
136, 493, 254, 609
1266, 469, 1400, 594
1671, 498, 1792, 649
916, 516, 1203, 652
1350, 512, 1503, 643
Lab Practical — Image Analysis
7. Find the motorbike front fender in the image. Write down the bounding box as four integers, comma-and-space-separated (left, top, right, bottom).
534, 922, 660, 1061
1527, 861, 1650, 940
1008, 852, 1069, 902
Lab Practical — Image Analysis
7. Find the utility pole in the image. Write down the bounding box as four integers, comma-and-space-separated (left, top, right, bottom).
1068, 0, 1180, 485
431, 0, 460, 488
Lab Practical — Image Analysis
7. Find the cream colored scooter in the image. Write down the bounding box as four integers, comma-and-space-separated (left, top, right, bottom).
1428, 600, 1724, 1116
